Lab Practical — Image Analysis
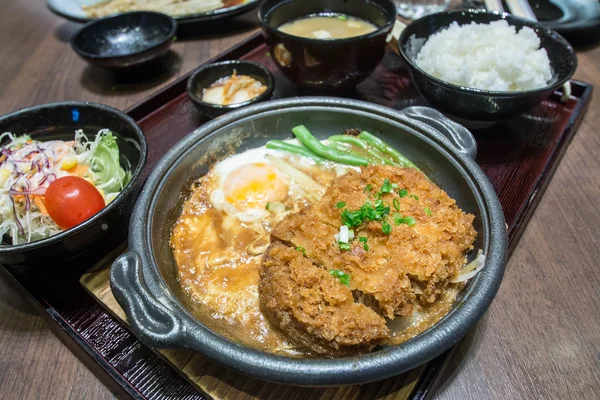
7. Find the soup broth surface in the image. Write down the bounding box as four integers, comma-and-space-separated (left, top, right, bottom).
278, 14, 378, 40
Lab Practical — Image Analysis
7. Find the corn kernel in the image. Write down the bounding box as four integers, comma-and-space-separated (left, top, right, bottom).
61, 157, 77, 171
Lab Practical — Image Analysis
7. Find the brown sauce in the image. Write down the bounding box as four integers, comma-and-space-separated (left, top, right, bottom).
171, 157, 475, 357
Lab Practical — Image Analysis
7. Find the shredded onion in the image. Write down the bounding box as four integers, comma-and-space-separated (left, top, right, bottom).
236, 209, 269, 223
266, 201, 285, 214
451, 249, 485, 283
265, 154, 324, 202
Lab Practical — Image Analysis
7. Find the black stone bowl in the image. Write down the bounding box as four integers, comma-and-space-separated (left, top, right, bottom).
398, 10, 578, 122
0, 102, 147, 265
71, 12, 177, 70
187, 60, 275, 119
110, 97, 508, 386
259, 0, 396, 89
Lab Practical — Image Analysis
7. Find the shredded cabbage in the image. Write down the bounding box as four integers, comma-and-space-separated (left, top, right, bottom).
0, 129, 131, 245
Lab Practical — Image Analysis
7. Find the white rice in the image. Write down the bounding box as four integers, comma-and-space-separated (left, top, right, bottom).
415, 20, 552, 92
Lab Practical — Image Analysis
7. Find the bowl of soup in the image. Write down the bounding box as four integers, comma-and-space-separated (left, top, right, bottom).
258, 0, 396, 89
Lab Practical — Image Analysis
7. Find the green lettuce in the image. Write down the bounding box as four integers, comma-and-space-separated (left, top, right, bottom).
89, 131, 131, 194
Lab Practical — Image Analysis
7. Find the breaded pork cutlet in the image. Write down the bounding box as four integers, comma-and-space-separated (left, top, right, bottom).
259, 165, 476, 356
260, 242, 390, 357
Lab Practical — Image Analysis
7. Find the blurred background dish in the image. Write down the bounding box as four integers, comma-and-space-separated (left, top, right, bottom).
259, 0, 396, 89
71, 11, 177, 70
48, 0, 261, 24
465, 0, 600, 46
187, 60, 275, 118
0, 102, 147, 265
393, 0, 451, 20
398, 10, 577, 122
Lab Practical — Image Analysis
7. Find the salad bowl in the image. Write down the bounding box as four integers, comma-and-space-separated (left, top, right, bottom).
0, 102, 147, 265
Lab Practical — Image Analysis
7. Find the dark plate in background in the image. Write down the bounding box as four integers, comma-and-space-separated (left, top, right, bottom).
466, 0, 600, 45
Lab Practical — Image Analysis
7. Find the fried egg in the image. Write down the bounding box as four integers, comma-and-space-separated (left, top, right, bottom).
208, 146, 292, 222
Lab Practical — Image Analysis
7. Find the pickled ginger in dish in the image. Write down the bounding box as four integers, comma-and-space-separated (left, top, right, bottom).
201, 71, 267, 105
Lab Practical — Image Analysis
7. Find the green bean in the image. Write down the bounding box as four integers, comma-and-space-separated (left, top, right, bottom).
358, 131, 418, 169
328, 135, 368, 149
266, 140, 326, 163
292, 125, 370, 166
327, 139, 395, 166
328, 135, 398, 166
326, 141, 357, 155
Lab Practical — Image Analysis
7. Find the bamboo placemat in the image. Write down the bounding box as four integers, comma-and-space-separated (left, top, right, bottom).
80, 258, 425, 400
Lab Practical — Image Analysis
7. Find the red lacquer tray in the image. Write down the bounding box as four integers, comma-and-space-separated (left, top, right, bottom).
0, 33, 592, 400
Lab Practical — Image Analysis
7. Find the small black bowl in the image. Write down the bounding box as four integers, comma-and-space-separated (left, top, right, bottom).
259, 0, 396, 89
71, 11, 177, 70
398, 10, 578, 122
0, 102, 147, 265
186, 60, 275, 119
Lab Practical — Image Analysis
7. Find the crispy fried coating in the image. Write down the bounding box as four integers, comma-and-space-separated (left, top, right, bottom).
260, 242, 390, 357
259, 165, 476, 356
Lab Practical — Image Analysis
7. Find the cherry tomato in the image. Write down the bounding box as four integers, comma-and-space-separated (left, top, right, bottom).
44, 176, 105, 229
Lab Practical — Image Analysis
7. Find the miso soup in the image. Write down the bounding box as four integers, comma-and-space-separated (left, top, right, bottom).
278, 14, 378, 40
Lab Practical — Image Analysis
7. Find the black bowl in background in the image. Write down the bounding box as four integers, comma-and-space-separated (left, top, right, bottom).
259, 0, 396, 89
71, 12, 177, 70
186, 60, 275, 119
0, 102, 147, 265
398, 10, 578, 122
110, 97, 507, 386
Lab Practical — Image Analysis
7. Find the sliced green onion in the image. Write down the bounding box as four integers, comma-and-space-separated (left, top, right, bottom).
336, 201, 346, 209
381, 179, 393, 193
393, 213, 416, 226
338, 242, 351, 251
381, 220, 392, 235
330, 269, 351, 286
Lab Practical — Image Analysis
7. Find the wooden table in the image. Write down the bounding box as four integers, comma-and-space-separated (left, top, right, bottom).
0, 1, 598, 399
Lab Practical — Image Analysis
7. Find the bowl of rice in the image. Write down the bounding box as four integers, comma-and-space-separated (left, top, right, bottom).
398, 10, 577, 122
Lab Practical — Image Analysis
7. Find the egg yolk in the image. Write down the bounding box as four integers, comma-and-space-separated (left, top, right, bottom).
223, 163, 288, 210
